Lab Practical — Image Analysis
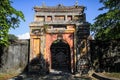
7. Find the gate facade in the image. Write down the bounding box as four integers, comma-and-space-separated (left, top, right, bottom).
29, 3, 90, 73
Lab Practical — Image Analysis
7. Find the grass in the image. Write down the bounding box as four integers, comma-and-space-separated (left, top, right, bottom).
103, 72, 120, 79
0, 72, 19, 80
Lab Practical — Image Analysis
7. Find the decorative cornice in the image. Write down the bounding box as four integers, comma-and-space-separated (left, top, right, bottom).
34, 5, 85, 12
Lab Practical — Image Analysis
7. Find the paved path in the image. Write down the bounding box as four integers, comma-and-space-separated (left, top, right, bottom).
92, 72, 120, 80
9, 69, 92, 80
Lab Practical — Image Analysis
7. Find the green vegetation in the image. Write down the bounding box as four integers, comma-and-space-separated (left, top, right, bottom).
0, 0, 25, 46
8, 34, 18, 40
91, 0, 120, 40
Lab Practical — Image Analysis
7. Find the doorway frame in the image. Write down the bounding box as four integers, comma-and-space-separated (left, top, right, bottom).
45, 33, 75, 73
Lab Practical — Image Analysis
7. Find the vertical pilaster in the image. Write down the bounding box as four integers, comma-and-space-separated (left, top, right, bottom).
52, 15, 54, 22
65, 15, 67, 21
45, 16, 47, 22
72, 15, 74, 20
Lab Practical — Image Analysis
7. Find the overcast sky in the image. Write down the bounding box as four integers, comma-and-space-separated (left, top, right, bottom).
9, 0, 104, 39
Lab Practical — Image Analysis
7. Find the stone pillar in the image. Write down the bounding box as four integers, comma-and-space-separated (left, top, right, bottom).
45, 16, 47, 22
52, 15, 54, 22
65, 15, 67, 21
72, 15, 74, 21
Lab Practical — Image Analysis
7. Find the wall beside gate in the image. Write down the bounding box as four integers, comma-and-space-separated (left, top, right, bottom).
0, 40, 29, 73
90, 39, 120, 72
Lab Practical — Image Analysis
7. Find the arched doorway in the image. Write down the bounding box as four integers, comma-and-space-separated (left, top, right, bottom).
50, 39, 71, 72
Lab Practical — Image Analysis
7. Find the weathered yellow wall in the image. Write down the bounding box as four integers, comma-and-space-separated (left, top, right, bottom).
30, 35, 41, 60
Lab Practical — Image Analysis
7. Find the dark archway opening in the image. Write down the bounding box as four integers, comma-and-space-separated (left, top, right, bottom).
50, 39, 71, 72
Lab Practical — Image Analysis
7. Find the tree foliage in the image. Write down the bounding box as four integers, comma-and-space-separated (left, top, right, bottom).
8, 34, 18, 40
91, 0, 120, 40
0, 0, 24, 46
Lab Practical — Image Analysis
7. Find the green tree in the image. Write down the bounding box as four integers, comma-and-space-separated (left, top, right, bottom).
0, 0, 24, 46
8, 34, 18, 40
91, 0, 120, 40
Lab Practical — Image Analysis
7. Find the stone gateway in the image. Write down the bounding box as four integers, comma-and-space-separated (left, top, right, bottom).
29, 3, 90, 73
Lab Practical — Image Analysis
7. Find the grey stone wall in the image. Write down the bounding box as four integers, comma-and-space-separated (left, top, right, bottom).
90, 40, 120, 72
0, 40, 29, 73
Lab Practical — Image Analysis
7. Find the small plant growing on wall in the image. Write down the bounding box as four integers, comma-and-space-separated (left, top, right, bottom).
42, 24, 48, 33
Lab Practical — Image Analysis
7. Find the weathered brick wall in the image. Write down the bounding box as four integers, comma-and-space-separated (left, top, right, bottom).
0, 40, 29, 73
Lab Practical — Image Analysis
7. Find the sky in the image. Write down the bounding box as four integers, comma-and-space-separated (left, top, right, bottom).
9, 0, 104, 39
